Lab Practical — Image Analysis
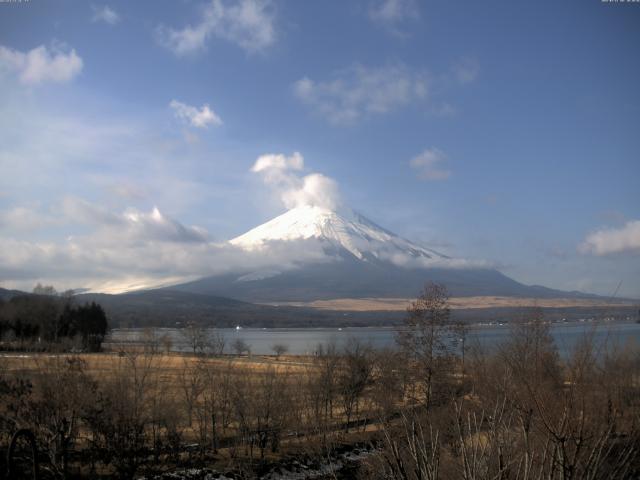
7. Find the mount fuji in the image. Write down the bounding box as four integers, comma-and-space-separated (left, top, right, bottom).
230, 205, 449, 265
171, 205, 593, 303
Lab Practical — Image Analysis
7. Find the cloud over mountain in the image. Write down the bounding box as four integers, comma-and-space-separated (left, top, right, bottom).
251, 152, 341, 210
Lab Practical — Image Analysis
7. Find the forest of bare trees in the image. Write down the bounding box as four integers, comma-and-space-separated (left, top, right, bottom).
1, 283, 638, 479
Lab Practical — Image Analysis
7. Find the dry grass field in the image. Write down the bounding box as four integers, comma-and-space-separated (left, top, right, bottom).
0, 351, 314, 381
2, 305, 639, 479
263, 295, 634, 311
1, 347, 389, 477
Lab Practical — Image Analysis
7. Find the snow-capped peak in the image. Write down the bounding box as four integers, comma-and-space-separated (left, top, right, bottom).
230, 205, 447, 263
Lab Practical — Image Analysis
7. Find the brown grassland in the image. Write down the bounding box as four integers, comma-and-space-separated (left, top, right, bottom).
263, 296, 636, 311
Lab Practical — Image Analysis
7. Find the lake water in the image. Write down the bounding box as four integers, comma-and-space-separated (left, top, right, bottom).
106, 321, 640, 357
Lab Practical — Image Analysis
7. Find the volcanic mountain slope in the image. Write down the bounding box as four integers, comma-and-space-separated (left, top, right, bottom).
229, 205, 448, 263
172, 205, 599, 303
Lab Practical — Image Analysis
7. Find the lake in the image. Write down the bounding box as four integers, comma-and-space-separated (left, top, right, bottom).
106, 321, 640, 357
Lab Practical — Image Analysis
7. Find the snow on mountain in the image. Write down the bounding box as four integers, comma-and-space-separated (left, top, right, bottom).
230, 205, 448, 264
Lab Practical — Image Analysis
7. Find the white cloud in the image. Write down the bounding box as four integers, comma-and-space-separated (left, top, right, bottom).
169, 100, 222, 128
293, 64, 427, 125
92, 5, 120, 25
62, 199, 208, 243
409, 148, 452, 181
251, 151, 304, 180
382, 250, 493, 270
122, 206, 209, 243
251, 152, 341, 211
579, 220, 640, 256
369, 0, 419, 33
0, 201, 332, 293
158, 0, 275, 56
0, 44, 83, 85
2, 200, 208, 244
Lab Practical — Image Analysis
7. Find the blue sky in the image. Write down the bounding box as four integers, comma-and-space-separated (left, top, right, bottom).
0, 0, 638, 297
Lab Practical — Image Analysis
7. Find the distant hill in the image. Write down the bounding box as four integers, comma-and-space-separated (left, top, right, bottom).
171, 257, 605, 303
3, 286, 635, 329
0, 287, 25, 301
77, 289, 400, 328
80, 288, 637, 328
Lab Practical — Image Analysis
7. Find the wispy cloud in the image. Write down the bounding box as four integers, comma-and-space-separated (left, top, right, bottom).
368, 0, 419, 35
579, 220, 640, 256
293, 64, 427, 125
169, 100, 222, 128
157, 0, 276, 56
0, 43, 83, 85
409, 148, 452, 181
91, 5, 120, 25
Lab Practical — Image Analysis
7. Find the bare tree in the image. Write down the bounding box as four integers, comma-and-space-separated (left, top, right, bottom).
232, 338, 250, 356
178, 358, 204, 427
83, 350, 157, 479
26, 356, 95, 477
271, 343, 289, 359
181, 323, 208, 355
377, 410, 441, 480
141, 327, 161, 354
338, 338, 372, 432
397, 282, 454, 407
306, 341, 339, 446
371, 348, 407, 419
253, 366, 291, 458
160, 332, 173, 354
207, 329, 226, 356
198, 359, 227, 453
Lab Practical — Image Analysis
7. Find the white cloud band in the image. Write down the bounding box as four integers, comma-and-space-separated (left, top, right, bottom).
579, 220, 640, 256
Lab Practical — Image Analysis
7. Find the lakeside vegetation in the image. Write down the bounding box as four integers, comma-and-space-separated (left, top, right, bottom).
1, 284, 639, 479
